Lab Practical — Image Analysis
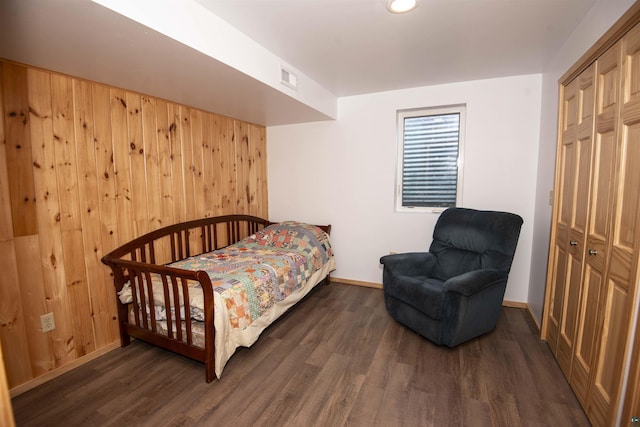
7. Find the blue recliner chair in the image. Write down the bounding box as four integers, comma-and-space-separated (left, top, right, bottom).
380, 207, 523, 347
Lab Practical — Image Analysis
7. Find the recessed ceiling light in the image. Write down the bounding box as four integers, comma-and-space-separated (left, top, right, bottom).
386, 0, 418, 14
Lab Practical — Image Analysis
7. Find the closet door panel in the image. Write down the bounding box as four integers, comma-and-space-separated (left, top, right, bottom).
556, 253, 581, 373
546, 244, 566, 352
622, 22, 640, 104
600, 23, 640, 426
585, 41, 620, 283
622, 309, 640, 427
611, 124, 640, 258
554, 132, 575, 371
590, 26, 640, 424
546, 80, 577, 355
559, 80, 578, 231
581, 40, 622, 427
558, 67, 596, 376
571, 264, 603, 405
565, 66, 597, 399
585, 133, 616, 253
589, 279, 633, 426
546, 64, 596, 379
573, 66, 597, 241
620, 21, 640, 427
588, 42, 620, 250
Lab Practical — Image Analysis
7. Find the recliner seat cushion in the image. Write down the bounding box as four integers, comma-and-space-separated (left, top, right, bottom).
384, 293, 443, 343
382, 275, 445, 320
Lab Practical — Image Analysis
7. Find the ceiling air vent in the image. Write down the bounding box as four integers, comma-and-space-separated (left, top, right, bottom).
280, 67, 297, 90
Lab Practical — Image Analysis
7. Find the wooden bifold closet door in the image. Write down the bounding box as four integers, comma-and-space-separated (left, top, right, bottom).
545, 62, 595, 386
618, 19, 640, 427
543, 19, 640, 427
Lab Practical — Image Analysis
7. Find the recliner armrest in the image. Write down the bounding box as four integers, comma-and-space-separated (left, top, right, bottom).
442, 269, 508, 297
379, 252, 437, 277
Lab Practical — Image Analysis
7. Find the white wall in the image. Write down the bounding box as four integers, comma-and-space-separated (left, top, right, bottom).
527, 0, 635, 325
268, 74, 542, 303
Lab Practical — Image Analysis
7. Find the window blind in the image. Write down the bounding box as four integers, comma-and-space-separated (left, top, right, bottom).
402, 113, 460, 207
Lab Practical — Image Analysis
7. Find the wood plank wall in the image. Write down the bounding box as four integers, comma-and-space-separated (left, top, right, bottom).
0, 60, 268, 389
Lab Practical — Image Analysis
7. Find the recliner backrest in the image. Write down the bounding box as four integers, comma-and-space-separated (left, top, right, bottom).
429, 208, 523, 281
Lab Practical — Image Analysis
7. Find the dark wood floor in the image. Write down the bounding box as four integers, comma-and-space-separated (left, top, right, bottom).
12, 283, 589, 427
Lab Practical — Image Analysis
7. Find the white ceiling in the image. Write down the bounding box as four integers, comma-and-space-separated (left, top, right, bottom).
196, 0, 598, 97
0, 0, 603, 125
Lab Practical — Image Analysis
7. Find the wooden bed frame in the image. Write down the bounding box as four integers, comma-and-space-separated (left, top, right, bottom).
101, 214, 331, 383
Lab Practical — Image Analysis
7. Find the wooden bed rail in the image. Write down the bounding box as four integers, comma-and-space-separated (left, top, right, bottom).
103, 214, 273, 266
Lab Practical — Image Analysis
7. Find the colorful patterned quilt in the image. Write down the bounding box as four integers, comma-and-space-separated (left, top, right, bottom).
168, 221, 333, 330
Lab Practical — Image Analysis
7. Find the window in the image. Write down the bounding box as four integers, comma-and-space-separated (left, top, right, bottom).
396, 105, 465, 212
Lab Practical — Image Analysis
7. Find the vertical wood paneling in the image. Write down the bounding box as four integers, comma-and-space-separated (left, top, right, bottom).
111, 89, 135, 245
0, 60, 268, 389
191, 109, 206, 219
93, 84, 119, 342
156, 99, 174, 229
0, 239, 31, 386
61, 229, 94, 357
51, 74, 81, 231
27, 68, 75, 368
220, 116, 237, 215
1, 62, 38, 236
94, 84, 118, 251
141, 96, 162, 231
0, 339, 16, 427
180, 105, 198, 251
13, 235, 52, 376
0, 81, 32, 385
0, 73, 12, 242
236, 121, 250, 214
126, 92, 149, 237
74, 79, 113, 350
180, 106, 196, 222
210, 114, 225, 215
168, 103, 185, 223
51, 74, 91, 363
250, 124, 268, 218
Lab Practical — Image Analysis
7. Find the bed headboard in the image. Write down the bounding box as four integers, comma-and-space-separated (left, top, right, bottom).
102, 215, 273, 267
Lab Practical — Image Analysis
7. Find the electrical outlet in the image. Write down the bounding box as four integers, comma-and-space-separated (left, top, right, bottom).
41, 312, 56, 333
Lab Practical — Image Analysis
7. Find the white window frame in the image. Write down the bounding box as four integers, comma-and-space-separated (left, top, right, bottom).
395, 104, 466, 213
